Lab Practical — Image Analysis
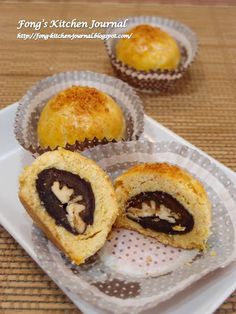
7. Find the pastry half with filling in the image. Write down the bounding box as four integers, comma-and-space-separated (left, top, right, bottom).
19, 148, 119, 264
114, 163, 211, 250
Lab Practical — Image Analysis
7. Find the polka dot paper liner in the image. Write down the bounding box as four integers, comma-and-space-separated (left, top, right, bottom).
99, 228, 197, 278
32, 141, 236, 313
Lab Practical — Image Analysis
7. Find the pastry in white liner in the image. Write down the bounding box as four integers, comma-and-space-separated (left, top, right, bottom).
104, 16, 198, 93
114, 162, 212, 250
14, 71, 144, 156
37, 86, 126, 149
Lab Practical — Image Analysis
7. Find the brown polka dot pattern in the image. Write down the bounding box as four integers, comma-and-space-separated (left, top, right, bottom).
93, 279, 140, 299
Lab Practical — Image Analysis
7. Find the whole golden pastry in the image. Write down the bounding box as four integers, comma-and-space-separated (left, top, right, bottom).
37, 86, 126, 149
116, 24, 181, 71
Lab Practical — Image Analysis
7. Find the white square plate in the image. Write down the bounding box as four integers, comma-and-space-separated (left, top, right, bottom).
1, 103, 236, 314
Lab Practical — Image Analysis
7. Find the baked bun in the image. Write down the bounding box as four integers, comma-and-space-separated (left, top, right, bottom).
114, 163, 211, 250
116, 24, 181, 71
19, 148, 119, 264
37, 86, 126, 149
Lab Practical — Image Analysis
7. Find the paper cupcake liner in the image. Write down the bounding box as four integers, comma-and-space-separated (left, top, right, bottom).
32, 141, 236, 313
14, 71, 144, 156
104, 16, 198, 93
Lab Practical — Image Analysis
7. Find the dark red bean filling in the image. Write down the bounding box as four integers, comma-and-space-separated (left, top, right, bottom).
36, 168, 95, 235
125, 191, 194, 235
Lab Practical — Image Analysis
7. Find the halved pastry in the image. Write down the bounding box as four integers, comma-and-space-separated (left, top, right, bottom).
19, 148, 119, 264
114, 163, 211, 250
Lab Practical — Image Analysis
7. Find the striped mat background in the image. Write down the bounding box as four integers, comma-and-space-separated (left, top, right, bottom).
0, 2, 236, 313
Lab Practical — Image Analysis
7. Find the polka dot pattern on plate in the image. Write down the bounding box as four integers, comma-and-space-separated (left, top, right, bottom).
99, 228, 197, 278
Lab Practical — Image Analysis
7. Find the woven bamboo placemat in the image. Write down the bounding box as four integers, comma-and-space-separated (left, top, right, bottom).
0, 2, 236, 313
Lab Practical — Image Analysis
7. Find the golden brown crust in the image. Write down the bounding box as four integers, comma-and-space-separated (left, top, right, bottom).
115, 163, 207, 199
127, 25, 173, 43
116, 24, 181, 71
37, 86, 126, 149
114, 163, 211, 250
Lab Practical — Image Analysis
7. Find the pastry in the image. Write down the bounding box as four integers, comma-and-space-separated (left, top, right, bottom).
37, 86, 126, 149
116, 24, 181, 71
114, 163, 211, 250
19, 148, 119, 264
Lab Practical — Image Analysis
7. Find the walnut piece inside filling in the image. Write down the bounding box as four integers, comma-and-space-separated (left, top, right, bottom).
36, 168, 95, 235
125, 191, 194, 235
51, 181, 73, 204
127, 201, 180, 224
66, 202, 87, 234
51, 181, 87, 234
